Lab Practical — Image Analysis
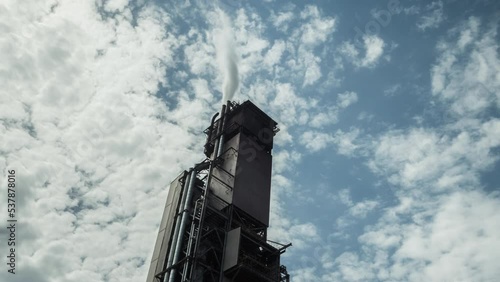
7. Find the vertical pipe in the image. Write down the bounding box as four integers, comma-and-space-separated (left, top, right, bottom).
213, 104, 227, 159
168, 170, 197, 282
204, 113, 219, 157
170, 101, 230, 281
163, 170, 192, 282
188, 158, 217, 281
181, 208, 197, 281
216, 102, 228, 158
217, 101, 232, 282
207, 113, 219, 144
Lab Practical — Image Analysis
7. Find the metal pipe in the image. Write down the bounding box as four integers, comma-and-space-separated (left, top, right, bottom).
181, 204, 198, 281
189, 160, 216, 281
207, 112, 219, 143
216, 103, 228, 158
213, 139, 220, 160
213, 104, 227, 159
168, 170, 197, 282
168, 101, 229, 281
163, 170, 193, 282
204, 113, 219, 157
215, 102, 232, 281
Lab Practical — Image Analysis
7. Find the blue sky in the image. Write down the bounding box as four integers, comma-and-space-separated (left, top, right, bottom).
1, 0, 500, 281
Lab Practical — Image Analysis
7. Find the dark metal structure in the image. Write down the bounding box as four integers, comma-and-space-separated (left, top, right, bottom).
147, 100, 291, 282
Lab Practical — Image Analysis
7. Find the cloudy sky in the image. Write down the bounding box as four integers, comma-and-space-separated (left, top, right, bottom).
1, 0, 500, 281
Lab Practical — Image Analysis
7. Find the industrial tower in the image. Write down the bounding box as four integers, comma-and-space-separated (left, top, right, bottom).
147, 100, 291, 282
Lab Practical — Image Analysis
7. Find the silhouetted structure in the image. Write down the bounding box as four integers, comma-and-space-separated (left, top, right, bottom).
147, 100, 291, 282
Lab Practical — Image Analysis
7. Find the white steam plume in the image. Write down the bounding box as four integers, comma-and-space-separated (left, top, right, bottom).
223, 50, 238, 102
214, 11, 239, 102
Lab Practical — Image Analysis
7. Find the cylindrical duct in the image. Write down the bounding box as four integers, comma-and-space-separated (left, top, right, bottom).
163, 170, 192, 282
217, 101, 231, 157
204, 112, 219, 157
213, 104, 227, 159
168, 170, 197, 282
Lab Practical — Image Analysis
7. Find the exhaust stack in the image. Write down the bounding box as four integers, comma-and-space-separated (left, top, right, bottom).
147, 100, 291, 282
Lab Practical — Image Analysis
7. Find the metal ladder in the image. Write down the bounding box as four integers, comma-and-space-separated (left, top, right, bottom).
181, 180, 209, 281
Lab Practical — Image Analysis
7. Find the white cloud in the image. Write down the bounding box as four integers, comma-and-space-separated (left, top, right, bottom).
269, 82, 312, 125
339, 41, 359, 59
209, 5, 336, 105
273, 150, 302, 174
268, 172, 321, 255
300, 131, 335, 152
359, 225, 402, 249
332, 252, 377, 281
335, 188, 379, 219
263, 39, 286, 68
337, 188, 353, 206
362, 35, 385, 67
299, 5, 336, 47
340, 35, 385, 68
349, 200, 378, 218
291, 266, 321, 281
314, 17, 500, 282
401, 5, 421, 15
104, 0, 130, 13
363, 191, 500, 282
303, 58, 322, 86
331, 128, 362, 156
457, 17, 480, 50
190, 78, 214, 102
306, 92, 358, 129
337, 91, 358, 108
275, 5, 336, 87
326, 189, 500, 282
309, 109, 338, 128
369, 120, 500, 190
295, 94, 359, 151
270, 11, 294, 31
417, 1, 445, 31
431, 17, 500, 116
353, 24, 500, 274
0, 1, 204, 281
383, 84, 401, 96
287, 222, 321, 249
184, 34, 215, 75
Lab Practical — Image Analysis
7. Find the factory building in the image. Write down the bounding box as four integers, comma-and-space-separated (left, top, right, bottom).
147, 100, 291, 282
